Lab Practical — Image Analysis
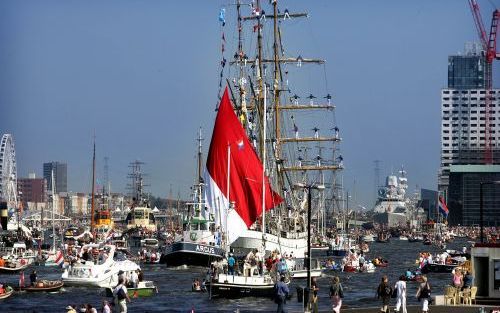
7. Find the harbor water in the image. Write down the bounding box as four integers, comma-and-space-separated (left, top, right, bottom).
0, 238, 469, 312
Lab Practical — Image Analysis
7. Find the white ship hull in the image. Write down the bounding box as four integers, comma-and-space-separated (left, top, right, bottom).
61, 272, 118, 288
290, 268, 323, 279
231, 229, 307, 258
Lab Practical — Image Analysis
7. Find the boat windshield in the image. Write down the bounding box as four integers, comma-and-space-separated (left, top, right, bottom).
113, 251, 128, 261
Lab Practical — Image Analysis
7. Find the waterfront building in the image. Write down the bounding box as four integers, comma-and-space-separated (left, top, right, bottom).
43, 161, 67, 193
438, 44, 500, 198
419, 188, 438, 220
447, 165, 500, 226
17, 173, 46, 210
69, 192, 89, 215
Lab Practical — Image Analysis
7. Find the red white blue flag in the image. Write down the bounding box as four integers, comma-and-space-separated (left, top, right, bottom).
55, 250, 64, 267
438, 196, 449, 218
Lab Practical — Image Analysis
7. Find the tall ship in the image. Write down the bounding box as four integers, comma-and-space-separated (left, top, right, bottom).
89, 141, 114, 240
205, 0, 343, 260
372, 168, 423, 228
161, 129, 225, 267
124, 161, 156, 232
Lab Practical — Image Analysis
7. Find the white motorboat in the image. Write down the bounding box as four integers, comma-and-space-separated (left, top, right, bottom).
289, 258, 323, 279
61, 244, 140, 288
399, 236, 409, 241
0, 242, 36, 264
362, 234, 375, 242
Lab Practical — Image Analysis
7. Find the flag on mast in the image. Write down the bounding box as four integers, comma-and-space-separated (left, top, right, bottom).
204, 87, 282, 244
438, 196, 449, 218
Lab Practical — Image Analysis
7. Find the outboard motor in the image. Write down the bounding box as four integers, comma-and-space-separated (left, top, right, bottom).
0, 201, 7, 230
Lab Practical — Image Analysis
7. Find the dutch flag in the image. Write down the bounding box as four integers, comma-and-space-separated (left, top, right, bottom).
55, 250, 64, 267
438, 196, 449, 218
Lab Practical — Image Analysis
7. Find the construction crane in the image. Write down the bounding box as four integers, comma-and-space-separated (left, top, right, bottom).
467, 0, 499, 164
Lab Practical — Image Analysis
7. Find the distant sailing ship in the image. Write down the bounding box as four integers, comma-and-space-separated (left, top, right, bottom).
124, 161, 157, 232
161, 128, 225, 267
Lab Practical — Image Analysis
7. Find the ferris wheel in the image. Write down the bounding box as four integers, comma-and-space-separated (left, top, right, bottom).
0, 134, 17, 209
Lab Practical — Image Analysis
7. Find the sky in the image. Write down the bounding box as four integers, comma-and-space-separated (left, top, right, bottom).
1, 0, 499, 208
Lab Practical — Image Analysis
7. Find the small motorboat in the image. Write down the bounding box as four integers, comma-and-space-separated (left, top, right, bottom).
0, 258, 30, 274
374, 261, 389, 268
362, 234, 375, 242
0, 285, 14, 299
407, 275, 424, 283
343, 265, 358, 272
421, 263, 457, 274
105, 281, 157, 298
18, 280, 64, 292
376, 233, 390, 243
408, 236, 424, 242
399, 236, 408, 241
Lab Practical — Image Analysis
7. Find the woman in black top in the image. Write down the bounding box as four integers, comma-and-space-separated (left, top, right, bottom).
376, 275, 392, 313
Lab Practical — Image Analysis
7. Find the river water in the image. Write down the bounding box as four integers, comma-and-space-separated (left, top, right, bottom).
0, 238, 469, 312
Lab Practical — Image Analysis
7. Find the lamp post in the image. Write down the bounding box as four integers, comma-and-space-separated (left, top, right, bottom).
294, 182, 324, 310
479, 181, 500, 243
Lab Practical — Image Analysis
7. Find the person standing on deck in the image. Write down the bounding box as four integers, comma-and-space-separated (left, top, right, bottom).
227, 253, 236, 275
394, 275, 407, 313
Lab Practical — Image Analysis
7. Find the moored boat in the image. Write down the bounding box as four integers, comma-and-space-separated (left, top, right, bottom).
207, 273, 276, 298
18, 280, 64, 292
0, 285, 13, 299
0, 258, 30, 273
61, 244, 140, 288
420, 262, 457, 274
105, 280, 157, 297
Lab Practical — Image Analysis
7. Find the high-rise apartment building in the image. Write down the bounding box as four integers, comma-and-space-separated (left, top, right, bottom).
439, 44, 500, 195
439, 43, 500, 225
43, 162, 67, 193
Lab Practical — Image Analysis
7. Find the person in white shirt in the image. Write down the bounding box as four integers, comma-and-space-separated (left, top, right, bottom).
394, 275, 407, 313
113, 278, 130, 313
130, 270, 139, 288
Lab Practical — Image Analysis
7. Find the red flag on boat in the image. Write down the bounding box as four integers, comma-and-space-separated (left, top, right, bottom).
204, 87, 282, 244
19, 271, 25, 288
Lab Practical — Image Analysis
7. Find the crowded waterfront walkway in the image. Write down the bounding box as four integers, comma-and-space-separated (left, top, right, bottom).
290, 305, 500, 313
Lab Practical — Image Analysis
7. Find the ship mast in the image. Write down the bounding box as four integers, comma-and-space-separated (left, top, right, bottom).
197, 127, 203, 221
256, 0, 265, 160
272, 0, 281, 156
90, 138, 96, 234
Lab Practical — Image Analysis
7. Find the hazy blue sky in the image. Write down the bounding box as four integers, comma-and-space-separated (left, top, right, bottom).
1, 0, 499, 208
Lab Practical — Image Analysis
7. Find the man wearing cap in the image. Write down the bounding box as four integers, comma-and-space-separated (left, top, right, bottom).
275, 275, 289, 313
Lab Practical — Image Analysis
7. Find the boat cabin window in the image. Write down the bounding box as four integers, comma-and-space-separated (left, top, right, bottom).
184, 221, 208, 231
134, 210, 145, 219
